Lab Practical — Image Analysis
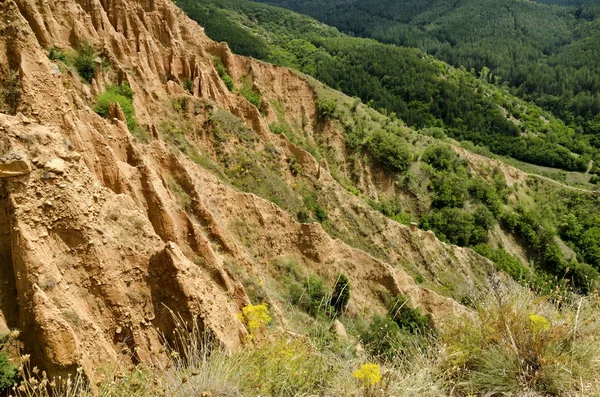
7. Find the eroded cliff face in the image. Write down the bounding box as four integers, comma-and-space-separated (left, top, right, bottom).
0, 0, 496, 379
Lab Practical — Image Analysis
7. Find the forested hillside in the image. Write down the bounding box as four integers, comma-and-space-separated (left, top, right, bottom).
176, 0, 600, 295
253, 0, 600, 150
179, 0, 600, 175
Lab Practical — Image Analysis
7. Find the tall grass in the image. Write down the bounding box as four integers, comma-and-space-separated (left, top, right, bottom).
8, 284, 600, 396
443, 287, 600, 396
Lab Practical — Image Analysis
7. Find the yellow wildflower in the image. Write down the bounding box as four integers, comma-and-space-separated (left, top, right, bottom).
239, 303, 272, 340
528, 314, 550, 332
279, 347, 294, 360
353, 363, 382, 386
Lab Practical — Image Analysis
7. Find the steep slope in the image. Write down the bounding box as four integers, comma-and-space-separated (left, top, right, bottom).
176, 0, 600, 292
0, 0, 502, 381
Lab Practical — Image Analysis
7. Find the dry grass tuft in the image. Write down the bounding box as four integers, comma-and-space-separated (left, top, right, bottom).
442, 287, 600, 396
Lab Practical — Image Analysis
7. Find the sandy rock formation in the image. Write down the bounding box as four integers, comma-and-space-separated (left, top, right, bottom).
0, 0, 497, 381
0, 151, 30, 177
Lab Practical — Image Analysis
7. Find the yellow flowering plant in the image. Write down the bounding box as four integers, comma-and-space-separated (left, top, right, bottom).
528, 314, 550, 332
238, 303, 272, 341
353, 363, 382, 386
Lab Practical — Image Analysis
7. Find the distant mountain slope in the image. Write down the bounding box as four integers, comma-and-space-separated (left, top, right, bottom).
179, 0, 599, 174
253, 0, 600, 143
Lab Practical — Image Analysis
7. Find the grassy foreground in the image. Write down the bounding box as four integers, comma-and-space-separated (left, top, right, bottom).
4, 283, 600, 396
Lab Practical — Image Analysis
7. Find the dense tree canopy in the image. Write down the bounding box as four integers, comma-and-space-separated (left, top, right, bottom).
253, 0, 600, 154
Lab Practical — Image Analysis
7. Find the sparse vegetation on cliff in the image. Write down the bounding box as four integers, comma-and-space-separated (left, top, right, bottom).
212, 57, 234, 91
93, 83, 138, 132
1, 67, 21, 115
74, 44, 96, 83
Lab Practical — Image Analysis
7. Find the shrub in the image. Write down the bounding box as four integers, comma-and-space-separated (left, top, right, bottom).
359, 313, 432, 362
302, 192, 328, 223
330, 273, 351, 316
1, 67, 21, 115
243, 336, 338, 395
93, 83, 138, 132
0, 352, 17, 392
172, 96, 189, 113
222, 75, 234, 91
369, 197, 412, 225
74, 44, 96, 82
422, 144, 460, 172
360, 315, 404, 360
353, 363, 382, 394
239, 87, 262, 110
472, 244, 531, 282
430, 172, 469, 208
420, 207, 489, 246
314, 204, 328, 223
387, 294, 433, 335
568, 262, 600, 294
48, 46, 66, 62
213, 57, 234, 91
316, 98, 336, 120
296, 210, 310, 223
183, 78, 193, 93
469, 177, 502, 216
368, 129, 412, 172
289, 274, 331, 317
238, 303, 272, 341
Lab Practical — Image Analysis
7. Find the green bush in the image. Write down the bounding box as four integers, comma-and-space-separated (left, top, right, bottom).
422, 144, 460, 172
213, 57, 234, 91
239, 87, 262, 109
222, 75, 234, 91
302, 193, 328, 223
314, 204, 328, 223
469, 178, 502, 216
420, 207, 491, 246
359, 315, 427, 361
360, 315, 404, 360
368, 129, 412, 172
329, 273, 350, 316
0, 352, 17, 392
48, 46, 66, 62
74, 44, 96, 82
183, 78, 193, 93
422, 127, 447, 139
472, 244, 531, 282
316, 98, 336, 120
430, 172, 469, 208
1, 67, 21, 115
289, 274, 330, 317
568, 262, 600, 295
387, 294, 433, 335
369, 197, 411, 225
93, 83, 138, 132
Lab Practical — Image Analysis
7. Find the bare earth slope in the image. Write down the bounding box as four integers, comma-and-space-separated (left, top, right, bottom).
0, 0, 497, 379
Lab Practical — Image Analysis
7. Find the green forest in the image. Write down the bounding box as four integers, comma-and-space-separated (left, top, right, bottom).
179, 0, 600, 174
252, 0, 600, 153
